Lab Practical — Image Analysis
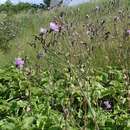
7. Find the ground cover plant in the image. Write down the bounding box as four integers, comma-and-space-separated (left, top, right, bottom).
0, 0, 130, 129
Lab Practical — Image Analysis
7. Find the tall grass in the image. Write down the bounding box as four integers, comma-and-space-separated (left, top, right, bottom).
0, 0, 129, 70
0, 1, 130, 129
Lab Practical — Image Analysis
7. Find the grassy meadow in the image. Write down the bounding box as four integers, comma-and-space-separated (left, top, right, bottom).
0, 0, 130, 129
0, 0, 128, 68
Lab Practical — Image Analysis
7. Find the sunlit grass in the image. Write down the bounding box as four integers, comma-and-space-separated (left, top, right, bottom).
0, 0, 129, 70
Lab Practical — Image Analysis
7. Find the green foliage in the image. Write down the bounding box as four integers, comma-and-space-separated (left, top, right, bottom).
0, 17, 18, 52
0, 65, 129, 129
0, 2, 41, 13
0, 0, 129, 129
13, 2, 34, 12
0, 0, 14, 13
44, 0, 51, 7
0, 66, 63, 130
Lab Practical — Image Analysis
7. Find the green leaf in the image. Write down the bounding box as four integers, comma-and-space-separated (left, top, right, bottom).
48, 126, 62, 130
22, 116, 34, 129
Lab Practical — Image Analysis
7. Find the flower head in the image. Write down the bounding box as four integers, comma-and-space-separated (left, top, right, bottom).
15, 58, 24, 69
103, 101, 111, 109
127, 30, 130, 35
50, 22, 59, 32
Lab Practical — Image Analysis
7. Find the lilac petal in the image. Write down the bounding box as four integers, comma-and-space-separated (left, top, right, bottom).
50, 22, 59, 32
15, 58, 24, 68
21, 60, 24, 65
103, 101, 111, 109
15, 58, 22, 65
127, 30, 130, 34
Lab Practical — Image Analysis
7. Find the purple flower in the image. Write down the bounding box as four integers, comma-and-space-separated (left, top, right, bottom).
127, 30, 130, 35
103, 101, 111, 109
50, 22, 59, 32
15, 58, 24, 69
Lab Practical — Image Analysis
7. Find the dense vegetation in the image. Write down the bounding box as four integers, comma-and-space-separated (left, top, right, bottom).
0, 0, 63, 13
0, 0, 130, 129
0, 0, 47, 13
